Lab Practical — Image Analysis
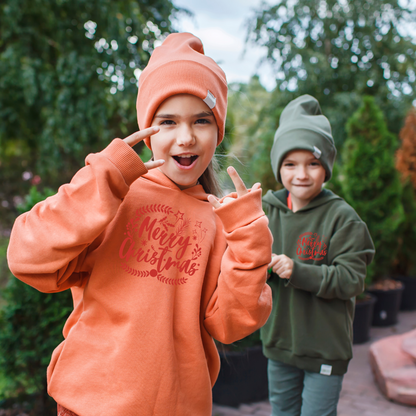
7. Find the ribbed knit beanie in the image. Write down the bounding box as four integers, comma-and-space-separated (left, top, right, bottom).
271, 95, 337, 183
136, 32, 228, 149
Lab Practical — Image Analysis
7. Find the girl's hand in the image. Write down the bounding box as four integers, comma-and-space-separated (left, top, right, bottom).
123, 127, 165, 170
268, 253, 293, 279
208, 166, 261, 208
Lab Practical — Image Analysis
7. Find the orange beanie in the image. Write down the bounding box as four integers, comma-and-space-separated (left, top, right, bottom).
136, 32, 228, 149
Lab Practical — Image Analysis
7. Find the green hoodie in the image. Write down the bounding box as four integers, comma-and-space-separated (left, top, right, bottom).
261, 188, 375, 375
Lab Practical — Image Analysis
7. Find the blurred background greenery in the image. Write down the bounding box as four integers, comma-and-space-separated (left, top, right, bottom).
0, 0, 416, 414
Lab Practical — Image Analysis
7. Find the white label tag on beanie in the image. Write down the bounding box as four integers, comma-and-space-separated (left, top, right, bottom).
320, 364, 332, 376
203, 90, 216, 109
313, 146, 322, 159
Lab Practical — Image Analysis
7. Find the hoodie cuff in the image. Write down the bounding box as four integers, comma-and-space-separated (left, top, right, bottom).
287, 260, 323, 293
101, 139, 148, 186
214, 189, 265, 233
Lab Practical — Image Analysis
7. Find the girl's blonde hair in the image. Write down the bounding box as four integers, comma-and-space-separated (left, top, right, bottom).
198, 156, 222, 197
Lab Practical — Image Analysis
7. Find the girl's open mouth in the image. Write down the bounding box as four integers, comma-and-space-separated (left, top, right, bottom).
173, 155, 199, 167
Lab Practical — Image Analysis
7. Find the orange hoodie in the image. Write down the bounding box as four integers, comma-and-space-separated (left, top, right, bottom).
7, 139, 272, 416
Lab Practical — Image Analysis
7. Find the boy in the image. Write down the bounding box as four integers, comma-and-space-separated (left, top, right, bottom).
262, 95, 375, 416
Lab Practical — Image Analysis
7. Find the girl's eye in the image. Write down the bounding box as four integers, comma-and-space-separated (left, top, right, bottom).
195, 118, 210, 124
310, 162, 321, 166
160, 120, 175, 125
283, 163, 294, 167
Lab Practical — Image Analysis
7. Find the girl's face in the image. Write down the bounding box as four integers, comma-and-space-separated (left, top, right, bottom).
280, 150, 326, 210
150, 94, 218, 190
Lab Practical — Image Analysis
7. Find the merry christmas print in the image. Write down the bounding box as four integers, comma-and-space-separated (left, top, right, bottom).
119, 204, 207, 285
296, 232, 327, 261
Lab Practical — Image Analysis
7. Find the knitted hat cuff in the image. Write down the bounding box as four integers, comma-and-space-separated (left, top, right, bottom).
271, 129, 335, 183
136, 35, 228, 150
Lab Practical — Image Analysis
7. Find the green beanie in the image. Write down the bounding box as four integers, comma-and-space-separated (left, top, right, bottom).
271, 95, 337, 183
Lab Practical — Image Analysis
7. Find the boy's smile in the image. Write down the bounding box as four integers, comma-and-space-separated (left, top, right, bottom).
280, 150, 326, 212
150, 94, 218, 190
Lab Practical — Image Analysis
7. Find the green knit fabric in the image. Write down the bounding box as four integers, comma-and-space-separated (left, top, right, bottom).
271, 95, 336, 182
261, 188, 375, 375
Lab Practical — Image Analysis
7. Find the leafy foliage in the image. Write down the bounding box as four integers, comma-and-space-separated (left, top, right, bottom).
16, 186, 56, 215
0, 187, 73, 415
394, 107, 416, 276
396, 107, 416, 187
341, 96, 404, 283
246, 0, 416, 145
0, 0, 181, 227
392, 180, 416, 276
226, 76, 281, 191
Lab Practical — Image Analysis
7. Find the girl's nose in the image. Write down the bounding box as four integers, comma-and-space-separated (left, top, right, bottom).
176, 124, 195, 146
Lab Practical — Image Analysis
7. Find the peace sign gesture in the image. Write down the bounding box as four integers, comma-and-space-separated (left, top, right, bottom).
208, 166, 261, 208
123, 127, 165, 170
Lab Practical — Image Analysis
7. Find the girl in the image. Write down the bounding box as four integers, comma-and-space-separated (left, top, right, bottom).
7, 33, 272, 416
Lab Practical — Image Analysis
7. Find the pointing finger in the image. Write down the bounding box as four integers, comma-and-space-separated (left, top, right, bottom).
123, 126, 160, 148
227, 166, 248, 198
144, 159, 165, 171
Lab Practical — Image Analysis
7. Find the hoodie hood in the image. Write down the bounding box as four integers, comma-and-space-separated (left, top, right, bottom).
142, 168, 209, 201
263, 188, 342, 214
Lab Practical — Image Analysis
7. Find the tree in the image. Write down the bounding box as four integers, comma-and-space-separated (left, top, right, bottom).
341, 96, 404, 283
246, 0, 416, 147
226, 76, 280, 191
396, 107, 416, 187
394, 107, 416, 275
0, 0, 182, 227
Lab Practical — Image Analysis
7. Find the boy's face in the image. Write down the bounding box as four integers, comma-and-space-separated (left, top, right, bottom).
150, 94, 218, 190
280, 150, 326, 208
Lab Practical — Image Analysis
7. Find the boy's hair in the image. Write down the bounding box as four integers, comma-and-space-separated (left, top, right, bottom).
271, 95, 336, 183
137, 32, 228, 149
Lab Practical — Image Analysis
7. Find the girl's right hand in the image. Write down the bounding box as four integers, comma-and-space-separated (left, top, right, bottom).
123, 127, 165, 170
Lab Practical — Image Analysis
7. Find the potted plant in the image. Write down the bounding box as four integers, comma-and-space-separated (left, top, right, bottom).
393, 107, 416, 311
340, 97, 405, 327
352, 292, 377, 344
212, 330, 268, 407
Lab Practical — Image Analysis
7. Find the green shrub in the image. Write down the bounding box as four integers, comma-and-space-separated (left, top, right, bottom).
0, 187, 73, 415
393, 108, 416, 276
15, 186, 56, 215
341, 96, 404, 284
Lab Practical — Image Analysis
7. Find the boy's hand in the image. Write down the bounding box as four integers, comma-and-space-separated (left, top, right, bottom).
268, 254, 293, 279
123, 127, 165, 170
208, 166, 261, 208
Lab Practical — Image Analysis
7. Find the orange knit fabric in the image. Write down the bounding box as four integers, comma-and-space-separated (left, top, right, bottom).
7, 139, 272, 416
136, 33, 228, 148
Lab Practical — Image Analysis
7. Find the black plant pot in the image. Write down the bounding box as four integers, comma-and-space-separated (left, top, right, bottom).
395, 275, 416, 311
353, 293, 377, 344
212, 346, 268, 407
367, 285, 404, 326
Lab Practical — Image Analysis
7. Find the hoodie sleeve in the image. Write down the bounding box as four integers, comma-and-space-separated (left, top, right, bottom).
288, 220, 375, 300
7, 139, 148, 293
203, 189, 273, 344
